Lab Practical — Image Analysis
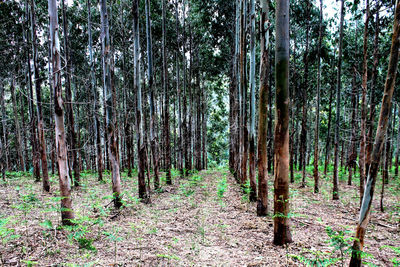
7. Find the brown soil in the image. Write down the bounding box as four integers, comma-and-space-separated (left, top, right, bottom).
0, 168, 398, 266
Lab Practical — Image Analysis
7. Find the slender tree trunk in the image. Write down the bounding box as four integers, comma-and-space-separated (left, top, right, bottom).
248, 0, 257, 202
10, 78, 25, 172
133, 0, 150, 203
300, 0, 310, 188
61, 0, 80, 186
347, 66, 358, 186
0, 83, 7, 176
273, 0, 292, 246
324, 85, 334, 175
359, 0, 370, 204
366, 8, 380, 176
31, 0, 50, 191
332, 0, 344, 200
162, 0, 171, 185
100, 0, 122, 208
394, 104, 400, 177
145, 0, 160, 190
313, 0, 323, 193
349, 3, 399, 265
49, 0, 74, 225
87, 0, 103, 182
257, 0, 270, 216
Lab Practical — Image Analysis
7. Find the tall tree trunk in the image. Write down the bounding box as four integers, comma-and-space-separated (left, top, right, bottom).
61, 0, 80, 186
332, 0, 344, 200
366, 8, 380, 176
358, 0, 370, 205
145, 0, 160, 190
49, 0, 74, 225
0, 83, 7, 175
323, 84, 334, 175
10, 77, 25, 172
31, 0, 50, 191
394, 104, 400, 178
239, 0, 248, 186
257, 0, 269, 216
100, 0, 122, 208
347, 66, 358, 186
300, 0, 310, 188
273, 0, 292, 246
349, 2, 399, 265
248, 0, 257, 202
87, 0, 103, 182
313, 0, 323, 193
162, 0, 171, 185
133, 0, 150, 203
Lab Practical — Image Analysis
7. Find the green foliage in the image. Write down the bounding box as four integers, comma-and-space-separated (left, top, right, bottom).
217, 176, 227, 199
0, 216, 20, 245
382, 245, 400, 266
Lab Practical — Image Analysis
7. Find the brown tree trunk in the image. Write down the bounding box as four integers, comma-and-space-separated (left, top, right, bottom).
49, 0, 74, 225
257, 0, 270, 216
61, 0, 80, 187
100, 0, 122, 208
349, 1, 400, 265
358, 0, 370, 205
31, 0, 50, 191
332, 0, 345, 200
273, 0, 292, 246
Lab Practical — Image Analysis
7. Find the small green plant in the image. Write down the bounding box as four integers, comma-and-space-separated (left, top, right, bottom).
382, 245, 400, 266
217, 176, 227, 199
103, 228, 123, 265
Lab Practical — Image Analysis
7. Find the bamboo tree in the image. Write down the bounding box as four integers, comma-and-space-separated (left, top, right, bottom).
332, 0, 344, 200
273, 0, 292, 246
48, 0, 74, 225
349, 2, 400, 265
257, 0, 270, 216
100, 0, 122, 208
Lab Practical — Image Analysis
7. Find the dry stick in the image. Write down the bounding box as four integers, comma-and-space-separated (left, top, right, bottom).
349, 1, 400, 266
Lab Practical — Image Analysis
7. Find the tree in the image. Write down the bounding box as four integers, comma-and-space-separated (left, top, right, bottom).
100, 0, 122, 209
48, 0, 74, 225
349, 1, 400, 265
332, 0, 344, 200
257, 0, 270, 216
31, 0, 50, 191
273, 0, 292, 246
248, 0, 257, 202
313, 0, 323, 193
87, 0, 103, 182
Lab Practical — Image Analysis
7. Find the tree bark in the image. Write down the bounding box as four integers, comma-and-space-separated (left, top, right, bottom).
349, 1, 400, 265
358, 0, 370, 205
313, 0, 323, 193
273, 0, 292, 246
49, 0, 74, 225
332, 0, 344, 200
31, 0, 50, 191
257, 0, 270, 216
100, 0, 123, 209
10, 77, 25, 172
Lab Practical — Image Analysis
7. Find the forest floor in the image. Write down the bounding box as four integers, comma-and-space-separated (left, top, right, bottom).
0, 166, 399, 266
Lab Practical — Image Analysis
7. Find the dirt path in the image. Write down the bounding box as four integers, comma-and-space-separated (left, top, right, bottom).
0, 169, 398, 266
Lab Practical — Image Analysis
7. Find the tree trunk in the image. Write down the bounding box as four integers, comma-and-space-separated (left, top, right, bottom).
323, 84, 334, 175
87, 0, 103, 182
145, 0, 160, 190
332, 0, 344, 200
273, 0, 292, 246
0, 84, 8, 175
347, 66, 358, 187
49, 0, 74, 225
100, 0, 122, 209
257, 0, 270, 216
162, 0, 171, 185
133, 0, 150, 203
349, 2, 400, 265
61, 0, 80, 186
31, 0, 50, 191
10, 77, 25, 172
358, 0, 370, 205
